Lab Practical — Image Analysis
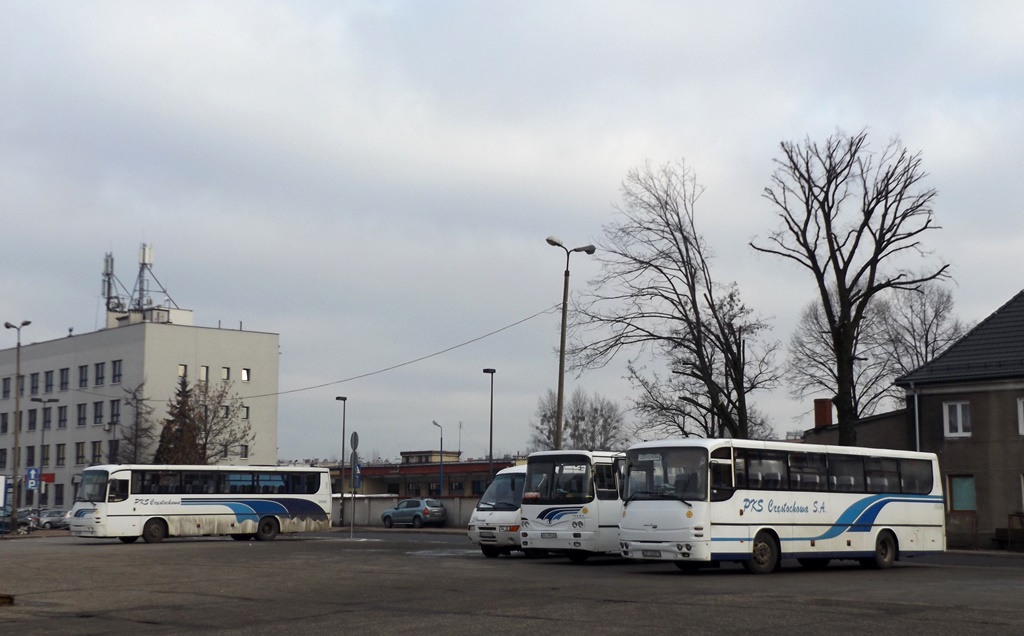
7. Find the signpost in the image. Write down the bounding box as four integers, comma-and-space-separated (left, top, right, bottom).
350, 432, 358, 539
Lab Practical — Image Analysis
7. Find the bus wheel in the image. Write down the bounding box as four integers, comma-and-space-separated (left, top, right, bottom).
797, 558, 830, 570
674, 562, 703, 574
119, 536, 139, 544
255, 517, 279, 541
480, 545, 502, 558
743, 531, 778, 574
861, 531, 896, 569
142, 519, 167, 544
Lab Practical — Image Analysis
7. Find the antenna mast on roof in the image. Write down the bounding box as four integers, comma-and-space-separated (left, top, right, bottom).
130, 243, 179, 311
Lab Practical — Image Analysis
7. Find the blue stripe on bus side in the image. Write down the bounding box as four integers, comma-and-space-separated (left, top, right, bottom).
180, 498, 328, 523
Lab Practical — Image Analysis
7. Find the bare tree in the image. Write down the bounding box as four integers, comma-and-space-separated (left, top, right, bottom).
571, 160, 781, 439
878, 282, 971, 383
118, 381, 159, 463
191, 380, 253, 464
752, 130, 948, 445
528, 388, 628, 451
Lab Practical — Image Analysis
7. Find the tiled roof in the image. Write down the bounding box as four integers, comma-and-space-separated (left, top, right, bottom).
896, 289, 1024, 386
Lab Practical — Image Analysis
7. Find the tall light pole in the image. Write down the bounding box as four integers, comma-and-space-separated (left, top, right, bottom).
432, 420, 443, 496
482, 368, 496, 481
335, 396, 347, 524
5, 320, 30, 532
545, 237, 595, 450
30, 397, 57, 505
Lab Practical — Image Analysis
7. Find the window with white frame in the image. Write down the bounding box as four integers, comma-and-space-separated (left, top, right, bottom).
943, 401, 971, 438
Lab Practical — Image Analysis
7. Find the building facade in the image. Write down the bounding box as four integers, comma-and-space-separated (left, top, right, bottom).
1, 308, 279, 510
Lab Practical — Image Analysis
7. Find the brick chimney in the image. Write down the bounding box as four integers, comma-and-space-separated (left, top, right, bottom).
813, 398, 834, 428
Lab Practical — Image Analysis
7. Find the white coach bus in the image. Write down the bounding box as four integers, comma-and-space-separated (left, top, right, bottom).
618, 439, 945, 573
70, 464, 331, 543
467, 465, 527, 558
519, 450, 625, 562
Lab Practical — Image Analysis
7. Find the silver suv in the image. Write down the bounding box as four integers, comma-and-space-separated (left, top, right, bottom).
381, 498, 447, 528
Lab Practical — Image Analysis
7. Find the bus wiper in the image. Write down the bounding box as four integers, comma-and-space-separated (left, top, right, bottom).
624, 490, 659, 507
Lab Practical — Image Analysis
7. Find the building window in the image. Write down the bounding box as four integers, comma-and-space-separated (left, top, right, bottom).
948, 475, 976, 512
943, 401, 971, 438
30, 372, 39, 395
0, 412, 7, 434
44, 370, 54, 393
241, 405, 250, 420
240, 444, 249, 459
26, 445, 35, 467
95, 362, 105, 386
59, 368, 69, 391
28, 409, 37, 431
1, 377, 8, 399
56, 443, 66, 466
109, 439, 119, 463
221, 367, 230, 381
58, 405, 68, 429
450, 481, 463, 492
472, 480, 486, 495
178, 364, 188, 378
91, 441, 103, 465
54, 484, 64, 507
38, 487, 48, 508
78, 365, 88, 388
17, 375, 24, 396
0, 448, 5, 469
110, 399, 121, 424
41, 444, 50, 467
42, 406, 52, 430
75, 442, 86, 464
77, 403, 87, 427
199, 365, 209, 384
93, 401, 104, 425
242, 368, 251, 382
111, 359, 122, 384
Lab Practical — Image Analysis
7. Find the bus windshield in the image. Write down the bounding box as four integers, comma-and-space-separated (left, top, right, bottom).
76, 469, 110, 503
625, 447, 708, 502
476, 472, 525, 511
524, 456, 592, 505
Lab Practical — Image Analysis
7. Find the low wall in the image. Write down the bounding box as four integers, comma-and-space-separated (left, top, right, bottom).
333, 495, 480, 528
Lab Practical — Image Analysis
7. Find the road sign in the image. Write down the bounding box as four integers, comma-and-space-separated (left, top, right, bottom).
350, 431, 359, 451
26, 467, 39, 491
355, 464, 362, 489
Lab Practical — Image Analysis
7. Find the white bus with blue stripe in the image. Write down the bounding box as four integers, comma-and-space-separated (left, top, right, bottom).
70, 464, 331, 543
618, 439, 944, 573
519, 450, 625, 562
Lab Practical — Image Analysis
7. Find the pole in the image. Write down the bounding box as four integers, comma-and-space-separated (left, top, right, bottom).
483, 368, 496, 481
432, 421, 443, 496
5, 320, 30, 532
555, 258, 570, 450
335, 396, 347, 525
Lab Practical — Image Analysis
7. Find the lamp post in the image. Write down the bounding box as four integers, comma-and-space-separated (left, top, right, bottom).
482, 368, 495, 481
30, 397, 57, 505
545, 236, 595, 450
5, 320, 30, 532
335, 396, 347, 524
432, 420, 443, 496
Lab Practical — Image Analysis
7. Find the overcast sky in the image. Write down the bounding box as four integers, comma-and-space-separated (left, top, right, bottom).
2, 1, 1022, 463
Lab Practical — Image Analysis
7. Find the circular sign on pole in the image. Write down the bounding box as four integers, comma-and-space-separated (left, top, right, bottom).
350, 431, 359, 451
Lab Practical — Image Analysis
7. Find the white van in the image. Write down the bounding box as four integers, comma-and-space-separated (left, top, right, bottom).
467, 465, 526, 558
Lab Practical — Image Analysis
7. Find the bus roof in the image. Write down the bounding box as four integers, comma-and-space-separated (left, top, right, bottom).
526, 450, 624, 461
81, 464, 329, 473
626, 438, 938, 461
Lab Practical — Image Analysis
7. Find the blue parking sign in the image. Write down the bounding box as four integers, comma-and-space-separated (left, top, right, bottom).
26, 467, 39, 491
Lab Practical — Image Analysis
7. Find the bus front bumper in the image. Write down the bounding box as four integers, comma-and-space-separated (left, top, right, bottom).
619, 538, 713, 562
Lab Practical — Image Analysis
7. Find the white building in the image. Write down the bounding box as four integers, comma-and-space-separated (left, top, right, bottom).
2, 251, 279, 510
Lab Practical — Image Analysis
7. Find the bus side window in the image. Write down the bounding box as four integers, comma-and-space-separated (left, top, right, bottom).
710, 462, 734, 501
108, 479, 129, 503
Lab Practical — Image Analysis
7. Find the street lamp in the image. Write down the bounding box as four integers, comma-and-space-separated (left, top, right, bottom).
432, 420, 443, 496
482, 368, 495, 481
545, 236, 595, 450
30, 397, 57, 505
5, 319, 30, 532
335, 396, 347, 523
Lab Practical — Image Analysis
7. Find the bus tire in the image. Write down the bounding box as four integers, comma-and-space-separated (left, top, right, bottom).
480, 545, 502, 558
797, 558, 830, 570
743, 530, 779, 574
566, 551, 589, 563
230, 534, 253, 541
255, 517, 279, 541
142, 519, 167, 544
862, 530, 896, 569
674, 562, 703, 574
119, 536, 139, 544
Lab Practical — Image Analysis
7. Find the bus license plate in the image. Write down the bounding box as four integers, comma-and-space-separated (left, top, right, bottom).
642, 550, 661, 558
541, 532, 557, 539
480, 532, 495, 538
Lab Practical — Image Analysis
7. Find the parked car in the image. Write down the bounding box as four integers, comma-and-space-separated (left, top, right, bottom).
17, 508, 40, 530
381, 498, 447, 528
38, 509, 69, 530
